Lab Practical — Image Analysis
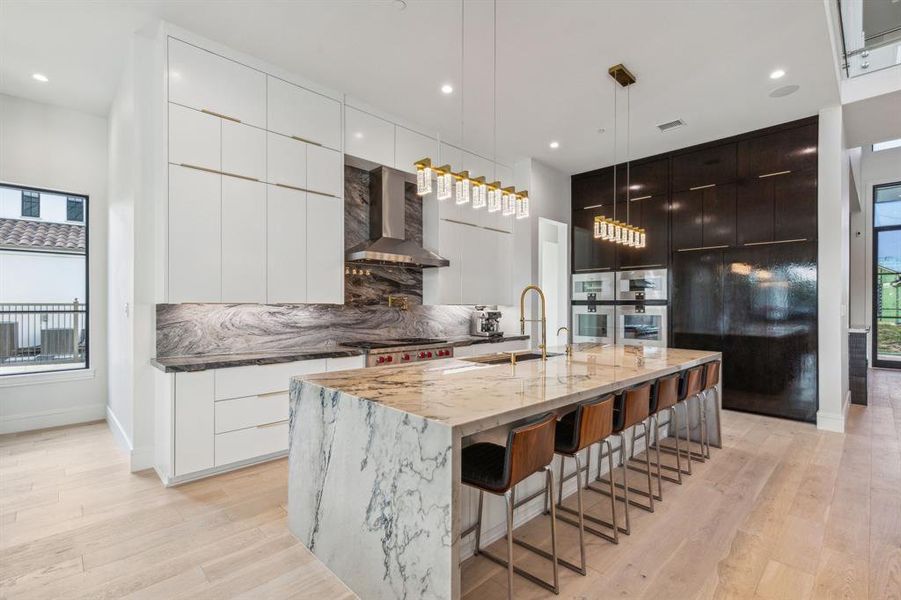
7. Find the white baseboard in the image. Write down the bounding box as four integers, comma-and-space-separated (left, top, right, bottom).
106, 406, 133, 453
0, 403, 105, 434
816, 393, 849, 433
105, 407, 155, 472
130, 446, 155, 472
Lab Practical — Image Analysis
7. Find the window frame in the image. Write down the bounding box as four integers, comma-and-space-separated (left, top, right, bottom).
21, 190, 40, 218
66, 196, 85, 223
1, 182, 90, 377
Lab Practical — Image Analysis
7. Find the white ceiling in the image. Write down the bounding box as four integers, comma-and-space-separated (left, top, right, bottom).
0, 0, 839, 174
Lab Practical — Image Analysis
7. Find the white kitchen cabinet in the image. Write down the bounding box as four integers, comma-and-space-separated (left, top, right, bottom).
325, 355, 365, 372
168, 103, 220, 171
221, 177, 267, 302
306, 194, 344, 304
423, 219, 463, 305
267, 132, 307, 190
215, 392, 288, 434
306, 145, 343, 198
168, 164, 221, 303
395, 127, 438, 174
214, 357, 326, 400
221, 120, 266, 181
461, 226, 492, 304
345, 106, 394, 166
174, 371, 214, 476
267, 76, 341, 150
215, 422, 288, 467
494, 231, 513, 305
168, 38, 266, 128
267, 184, 308, 303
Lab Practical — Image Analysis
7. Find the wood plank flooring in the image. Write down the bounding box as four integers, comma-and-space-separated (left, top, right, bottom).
2, 370, 899, 599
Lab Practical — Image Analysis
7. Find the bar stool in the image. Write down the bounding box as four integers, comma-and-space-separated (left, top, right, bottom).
518, 395, 618, 576
654, 366, 703, 475
594, 381, 655, 534
645, 372, 685, 486
461, 412, 560, 598
699, 360, 721, 459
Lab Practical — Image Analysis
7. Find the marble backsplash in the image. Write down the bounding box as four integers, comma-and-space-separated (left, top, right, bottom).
156, 165, 472, 358
156, 303, 472, 357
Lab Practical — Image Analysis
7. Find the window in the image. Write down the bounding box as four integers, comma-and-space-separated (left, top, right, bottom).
1, 183, 89, 376
67, 197, 84, 222
874, 182, 901, 227
21, 190, 40, 218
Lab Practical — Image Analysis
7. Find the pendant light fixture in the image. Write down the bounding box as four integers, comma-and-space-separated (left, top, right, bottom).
595, 63, 645, 248
413, 0, 529, 220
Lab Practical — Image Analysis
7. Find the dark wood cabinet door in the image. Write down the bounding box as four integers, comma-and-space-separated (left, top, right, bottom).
671, 143, 737, 192
702, 183, 736, 247
736, 177, 774, 245
621, 194, 668, 268
774, 168, 817, 241
671, 248, 724, 351
737, 123, 818, 178
572, 205, 616, 272
626, 158, 668, 200
671, 189, 703, 250
572, 167, 617, 210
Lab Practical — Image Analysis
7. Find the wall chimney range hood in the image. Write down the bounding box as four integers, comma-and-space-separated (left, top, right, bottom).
345, 166, 449, 268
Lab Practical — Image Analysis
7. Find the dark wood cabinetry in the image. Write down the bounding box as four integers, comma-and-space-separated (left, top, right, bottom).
737, 123, 817, 178
572, 203, 616, 272
671, 183, 735, 250
737, 169, 817, 245
671, 143, 737, 192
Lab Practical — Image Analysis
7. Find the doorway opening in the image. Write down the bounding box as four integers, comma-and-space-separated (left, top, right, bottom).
872, 181, 901, 368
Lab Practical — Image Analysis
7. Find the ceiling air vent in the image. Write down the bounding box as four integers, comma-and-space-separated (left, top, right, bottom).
657, 119, 686, 132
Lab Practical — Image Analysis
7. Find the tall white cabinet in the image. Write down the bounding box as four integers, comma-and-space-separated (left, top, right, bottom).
166, 37, 344, 304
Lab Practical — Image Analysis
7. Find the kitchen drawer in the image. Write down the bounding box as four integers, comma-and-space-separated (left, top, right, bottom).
214, 359, 327, 400
214, 421, 288, 467
215, 392, 288, 434
326, 355, 365, 372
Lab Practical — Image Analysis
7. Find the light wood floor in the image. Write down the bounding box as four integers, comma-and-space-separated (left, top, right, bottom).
2, 371, 900, 600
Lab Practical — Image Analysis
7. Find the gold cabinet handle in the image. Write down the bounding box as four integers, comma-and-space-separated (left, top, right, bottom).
689, 183, 716, 191
291, 135, 322, 147
758, 170, 791, 179
179, 163, 259, 182
676, 245, 728, 252
743, 238, 807, 246
201, 108, 241, 123
256, 419, 288, 429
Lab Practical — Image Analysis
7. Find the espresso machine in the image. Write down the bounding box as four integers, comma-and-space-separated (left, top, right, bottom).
471, 306, 502, 337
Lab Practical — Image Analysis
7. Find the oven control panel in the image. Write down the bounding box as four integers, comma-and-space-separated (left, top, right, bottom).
367, 346, 454, 368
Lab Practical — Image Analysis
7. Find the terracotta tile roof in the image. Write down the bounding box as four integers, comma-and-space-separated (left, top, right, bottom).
0, 218, 86, 253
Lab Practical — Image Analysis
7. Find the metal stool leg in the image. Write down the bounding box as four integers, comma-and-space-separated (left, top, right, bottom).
475, 490, 484, 554
505, 490, 514, 600
648, 407, 687, 482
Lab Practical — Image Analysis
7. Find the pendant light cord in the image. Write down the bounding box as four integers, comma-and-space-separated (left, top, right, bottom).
460, 0, 465, 152
626, 83, 631, 225
493, 0, 497, 178
612, 72, 617, 223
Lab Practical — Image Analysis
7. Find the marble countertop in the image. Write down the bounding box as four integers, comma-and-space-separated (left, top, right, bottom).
151, 334, 531, 373
294, 343, 721, 437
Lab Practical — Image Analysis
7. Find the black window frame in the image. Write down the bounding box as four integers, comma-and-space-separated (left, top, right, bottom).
21, 190, 40, 218
66, 197, 85, 222
1, 182, 90, 377
871, 180, 901, 369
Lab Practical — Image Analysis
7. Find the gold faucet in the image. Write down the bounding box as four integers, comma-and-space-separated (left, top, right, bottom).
557, 326, 572, 358
519, 284, 548, 360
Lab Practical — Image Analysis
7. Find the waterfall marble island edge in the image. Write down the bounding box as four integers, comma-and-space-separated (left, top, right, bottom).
288, 344, 722, 600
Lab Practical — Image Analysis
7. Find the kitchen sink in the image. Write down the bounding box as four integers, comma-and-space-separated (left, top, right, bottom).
462, 351, 562, 365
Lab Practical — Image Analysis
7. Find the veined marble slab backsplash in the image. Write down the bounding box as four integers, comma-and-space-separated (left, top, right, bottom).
345, 164, 422, 305
156, 303, 473, 357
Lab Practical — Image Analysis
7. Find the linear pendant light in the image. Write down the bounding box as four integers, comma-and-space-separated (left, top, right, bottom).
595, 63, 645, 248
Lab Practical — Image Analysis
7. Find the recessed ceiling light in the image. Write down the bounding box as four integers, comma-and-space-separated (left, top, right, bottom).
32, 73, 48, 83
549, 141, 560, 149
441, 84, 453, 95
769, 84, 799, 98
354, 132, 364, 139
769, 69, 786, 80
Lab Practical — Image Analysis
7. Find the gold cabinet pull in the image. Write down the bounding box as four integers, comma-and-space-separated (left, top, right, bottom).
291, 135, 322, 147
201, 108, 241, 123
179, 164, 258, 182
743, 238, 807, 246
256, 420, 288, 429
758, 170, 791, 179
676, 245, 728, 252
689, 183, 716, 191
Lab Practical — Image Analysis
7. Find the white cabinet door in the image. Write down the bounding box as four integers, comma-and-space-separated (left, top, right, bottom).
325, 355, 365, 372
174, 371, 215, 476
494, 231, 513, 305
168, 38, 266, 128
221, 120, 266, 181
169, 165, 221, 303
267, 185, 307, 303
423, 219, 463, 305
395, 127, 438, 174
267, 132, 307, 189
461, 225, 492, 304
214, 422, 288, 467
267, 76, 341, 150
345, 107, 394, 166
222, 177, 267, 302
168, 103, 220, 172
306, 194, 343, 304
306, 145, 343, 198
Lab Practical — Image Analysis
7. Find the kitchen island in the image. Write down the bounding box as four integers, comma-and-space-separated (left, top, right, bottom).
288, 344, 721, 600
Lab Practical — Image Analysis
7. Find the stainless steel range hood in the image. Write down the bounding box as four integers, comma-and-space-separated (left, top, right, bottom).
345, 166, 449, 268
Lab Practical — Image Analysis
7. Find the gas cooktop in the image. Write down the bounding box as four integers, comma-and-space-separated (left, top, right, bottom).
341, 338, 447, 350
340, 338, 453, 367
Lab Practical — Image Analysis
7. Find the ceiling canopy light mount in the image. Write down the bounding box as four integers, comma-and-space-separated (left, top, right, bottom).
608, 64, 636, 87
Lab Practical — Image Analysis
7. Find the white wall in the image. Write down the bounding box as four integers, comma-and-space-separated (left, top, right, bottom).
849, 144, 901, 331
0, 93, 108, 433
817, 105, 850, 432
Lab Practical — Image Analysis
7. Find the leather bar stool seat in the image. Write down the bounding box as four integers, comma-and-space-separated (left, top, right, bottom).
461, 412, 560, 598
698, 360, 721, 459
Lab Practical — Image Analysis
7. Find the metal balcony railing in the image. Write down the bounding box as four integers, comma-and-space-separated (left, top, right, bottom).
0, 300, 87, 370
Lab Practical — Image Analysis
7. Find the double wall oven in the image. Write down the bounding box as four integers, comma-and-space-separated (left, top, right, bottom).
572, 269, 668, 348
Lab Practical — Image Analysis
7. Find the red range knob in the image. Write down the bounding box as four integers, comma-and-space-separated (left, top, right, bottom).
427, 351, 433, 358
403, 354, 410, 360
438, 350, 445, 356
377, 356, 385, 364
419, 352, 426, 359
386, 355, 393, 362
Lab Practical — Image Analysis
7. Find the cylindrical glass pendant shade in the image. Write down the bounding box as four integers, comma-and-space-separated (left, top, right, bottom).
416, 166, 432, 196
